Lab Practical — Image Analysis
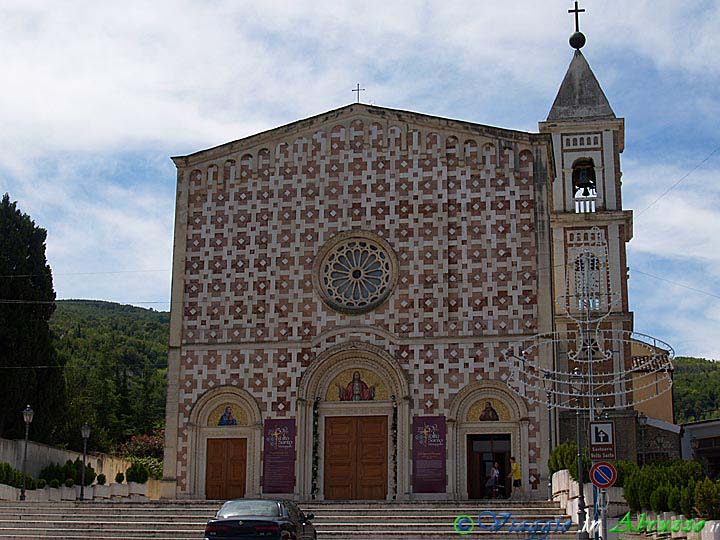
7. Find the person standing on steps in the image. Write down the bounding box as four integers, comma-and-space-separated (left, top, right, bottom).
490, 461, 501, 498
508, 456, 523, 499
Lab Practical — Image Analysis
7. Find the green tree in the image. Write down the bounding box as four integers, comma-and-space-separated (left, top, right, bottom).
50, 300, 168, 452
0, 194, 65, 441
673, 357, 720, 424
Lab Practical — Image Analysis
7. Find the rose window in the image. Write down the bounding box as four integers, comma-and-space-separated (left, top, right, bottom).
316, 234, 396, 313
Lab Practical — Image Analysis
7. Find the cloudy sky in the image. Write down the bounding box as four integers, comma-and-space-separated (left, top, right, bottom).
1, 0, 719, 358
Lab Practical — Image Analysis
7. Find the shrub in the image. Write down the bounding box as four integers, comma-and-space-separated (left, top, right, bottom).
682, 480, 697, 518
96, 474, 106, 486
130, 457, 163, 480
623, 460, 703, 513
0, 462, 25, 488
639, 473, 655, 510
39, 463, 63, 484
118, 429, 164, 460
547, 442, 590, 483
115, 472, 124, 484
64, 478, 74, 488
667, 486, 682, 514
126, 462, 149, 484
623, 470, 641, 511
695, 477, 720, 519
37, 479, 47, 489
613, 460, 638, 489
40, 459, 95, 486
49, 479, 60, 489
650, 485, 669, 513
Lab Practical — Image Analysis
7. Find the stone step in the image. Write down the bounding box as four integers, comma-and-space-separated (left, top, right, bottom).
0, 499, 571, 540
0, 528, 199, 539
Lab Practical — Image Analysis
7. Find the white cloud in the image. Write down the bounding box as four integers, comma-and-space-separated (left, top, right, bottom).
1, 0, 718, 358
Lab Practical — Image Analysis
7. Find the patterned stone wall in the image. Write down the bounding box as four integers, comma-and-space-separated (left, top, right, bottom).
171, 107, 553, 493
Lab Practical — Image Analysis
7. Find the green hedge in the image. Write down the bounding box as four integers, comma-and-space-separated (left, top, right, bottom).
547, 448, 720, 519
0, 462, 35, 490
39, 458, 96, 487
548, 442, 590, 483
621, 460, 720, 518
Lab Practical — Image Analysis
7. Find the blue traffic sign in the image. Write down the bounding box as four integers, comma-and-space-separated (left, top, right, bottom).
590, 461, 617, 489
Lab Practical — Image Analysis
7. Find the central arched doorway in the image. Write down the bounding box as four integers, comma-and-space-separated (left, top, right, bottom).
296, 342, 410, 500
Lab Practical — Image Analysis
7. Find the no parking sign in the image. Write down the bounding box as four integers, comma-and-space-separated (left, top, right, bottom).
590, 461, 617, 489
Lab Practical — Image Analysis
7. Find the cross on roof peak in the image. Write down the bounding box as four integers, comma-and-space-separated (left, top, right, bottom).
352, 83, 366, 103
568, 1, 586, 33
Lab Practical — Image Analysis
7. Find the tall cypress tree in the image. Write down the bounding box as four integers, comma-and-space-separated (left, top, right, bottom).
0, 193, 65, 441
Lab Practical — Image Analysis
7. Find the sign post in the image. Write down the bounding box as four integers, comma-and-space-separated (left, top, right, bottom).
589, 421, 616, 460
590, 461, 617, 490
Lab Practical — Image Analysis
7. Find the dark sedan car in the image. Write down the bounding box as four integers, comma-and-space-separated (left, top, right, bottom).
204, 499, 317, 540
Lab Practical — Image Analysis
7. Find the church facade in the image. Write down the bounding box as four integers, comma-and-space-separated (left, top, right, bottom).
161, 44, 640, 500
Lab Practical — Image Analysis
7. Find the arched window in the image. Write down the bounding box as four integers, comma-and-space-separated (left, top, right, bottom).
572, 158, 597, 213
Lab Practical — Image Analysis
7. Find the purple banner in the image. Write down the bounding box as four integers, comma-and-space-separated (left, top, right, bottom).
262, 419, 296, 493
412, 415, 446, 493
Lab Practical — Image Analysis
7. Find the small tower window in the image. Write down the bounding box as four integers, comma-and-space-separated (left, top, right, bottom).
572, 158, 597, 213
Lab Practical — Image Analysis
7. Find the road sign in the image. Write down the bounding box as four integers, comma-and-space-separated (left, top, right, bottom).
589, 421, 616, 460
590, 461, 617, 489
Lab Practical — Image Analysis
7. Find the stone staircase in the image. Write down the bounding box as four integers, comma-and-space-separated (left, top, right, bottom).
0, 499, 576, 539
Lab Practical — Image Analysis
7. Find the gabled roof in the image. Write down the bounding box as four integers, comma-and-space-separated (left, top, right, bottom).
547, 50, 615, 122
172, 103, 550, 167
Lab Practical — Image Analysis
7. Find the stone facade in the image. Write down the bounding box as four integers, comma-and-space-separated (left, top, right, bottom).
162, 106, 557, 499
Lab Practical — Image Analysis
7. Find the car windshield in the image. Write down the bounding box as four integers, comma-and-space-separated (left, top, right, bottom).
217, 500, 280, 519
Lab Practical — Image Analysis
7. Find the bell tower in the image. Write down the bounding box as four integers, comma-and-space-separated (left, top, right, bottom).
539, 14, 634, 399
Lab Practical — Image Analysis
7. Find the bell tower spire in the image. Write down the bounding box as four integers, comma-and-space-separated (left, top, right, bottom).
540, 2, 634, 404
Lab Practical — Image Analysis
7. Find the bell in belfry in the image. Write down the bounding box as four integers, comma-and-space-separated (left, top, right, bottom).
572, 159, 596, 197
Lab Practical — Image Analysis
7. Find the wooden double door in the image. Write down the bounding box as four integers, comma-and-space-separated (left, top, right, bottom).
324, 416, 388, 500
206, 438, 247, 500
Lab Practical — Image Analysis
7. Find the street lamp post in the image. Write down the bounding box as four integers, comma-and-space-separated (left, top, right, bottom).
571, 369, 589, 540
20, 405, 34, 501
80, 423, 91, 501
638, 413, 647, 466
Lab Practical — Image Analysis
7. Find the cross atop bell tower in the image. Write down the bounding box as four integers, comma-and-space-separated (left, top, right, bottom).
569, 1, 585, 32
568, 1, 587, 49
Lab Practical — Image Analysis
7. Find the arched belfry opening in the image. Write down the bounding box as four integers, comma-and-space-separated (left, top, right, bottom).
296, 342, 410, 501
571, 158, 597, 212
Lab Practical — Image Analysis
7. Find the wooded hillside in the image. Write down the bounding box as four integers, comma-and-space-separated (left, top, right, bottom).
50, 300, 169, 452
672, 356, 720, 424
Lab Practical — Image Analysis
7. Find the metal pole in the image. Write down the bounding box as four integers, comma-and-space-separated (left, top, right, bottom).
641, 424, 646, 466
547, 389, 553, 501
577, 406, 588, 540
20, 421, 29, 501
80, 437, 87, 500
600, 489, 608, 540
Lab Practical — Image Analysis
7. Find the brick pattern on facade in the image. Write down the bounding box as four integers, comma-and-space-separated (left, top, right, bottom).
175, 116, 545, 491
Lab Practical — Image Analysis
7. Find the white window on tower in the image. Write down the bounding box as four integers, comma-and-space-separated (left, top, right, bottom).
574, 253, 601, 311
571, 158, 597, 213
